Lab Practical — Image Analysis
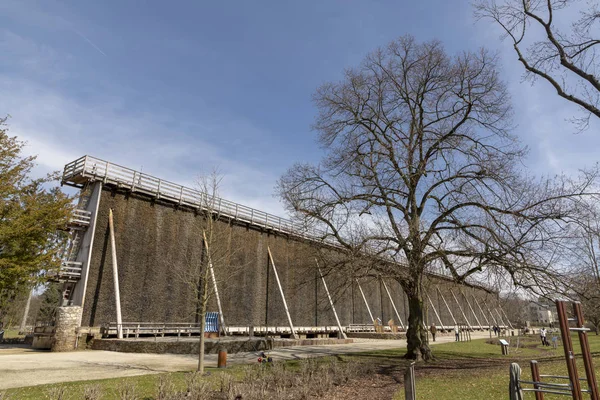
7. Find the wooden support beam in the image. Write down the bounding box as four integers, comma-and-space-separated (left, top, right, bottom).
202, 231, 227, 336
426, 294, 445, 332
494, 308, 505, 327
472, 293, 490, 327
108, 209, 123, 339
382, 279, 404, 329
316, 260, 347, 339
484, 298, 499, 326
356, 279, 375, 323
436, 286, 457, 326
267, 247, 298, 339
460, 288, 482, 328
499, 306, 514, 330
450, 290, 472, 330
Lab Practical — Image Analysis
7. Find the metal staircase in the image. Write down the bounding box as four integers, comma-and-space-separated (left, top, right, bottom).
47, 203, 92, 283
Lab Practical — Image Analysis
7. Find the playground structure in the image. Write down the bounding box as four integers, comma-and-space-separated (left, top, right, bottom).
48, 155, 512, 342
511, 301, 599, 399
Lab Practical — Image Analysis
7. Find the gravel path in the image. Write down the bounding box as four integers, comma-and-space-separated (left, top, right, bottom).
0, 331, 492, 390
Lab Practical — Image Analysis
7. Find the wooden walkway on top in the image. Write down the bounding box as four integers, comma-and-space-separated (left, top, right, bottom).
62, 155, 332, 244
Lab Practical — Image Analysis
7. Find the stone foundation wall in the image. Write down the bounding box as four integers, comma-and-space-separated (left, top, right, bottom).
52, 306, 83, 352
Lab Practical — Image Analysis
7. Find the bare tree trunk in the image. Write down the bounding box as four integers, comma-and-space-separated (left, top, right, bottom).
198, 310, 206, 373
405, 283, 432, 361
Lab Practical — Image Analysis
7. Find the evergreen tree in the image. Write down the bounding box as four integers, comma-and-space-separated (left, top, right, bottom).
0, 116, 72, 324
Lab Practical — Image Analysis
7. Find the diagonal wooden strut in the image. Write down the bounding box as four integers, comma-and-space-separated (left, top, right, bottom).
460, 288, 482, 328
316, 260, 347, 339
450, 290, 472, 330
267, 247, 298, 339
436, 286, 457, 326
471, 293, 490, 327
356, 279, 375, 323
382, 279, 404, 329
202, 231, 227, 335
426, 293, 445, 331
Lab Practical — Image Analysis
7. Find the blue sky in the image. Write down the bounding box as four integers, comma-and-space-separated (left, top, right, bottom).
1, 0, 599, 216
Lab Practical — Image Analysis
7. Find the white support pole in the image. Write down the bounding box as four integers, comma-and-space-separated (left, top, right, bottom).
19, 286, 34, 333
356, 279, 375, 323
437, 286, 457, 326
382, 279, 404, 329
426, 294, 445, 331
450, 290, 472, 331
461, 289, 482, 329
485, 301, 499, 326
494, 308, 505, 328
108, 209, 123, 339
500, 306, 514, 330
316, 260, 347, 339
267, 247, 298, 339
203, 231, 227, 336
472, 294, 491, 327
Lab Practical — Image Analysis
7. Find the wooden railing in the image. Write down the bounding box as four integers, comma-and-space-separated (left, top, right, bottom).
47, 261, 83, 282
69, 209, 92, 227
61, 156, 485, 287
63, 155, 331, 243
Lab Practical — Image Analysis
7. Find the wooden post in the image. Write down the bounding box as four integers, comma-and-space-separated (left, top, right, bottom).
267, 247, 298, 339
317, 260, 347, 339
202, 231, 227, 336
108, 209, 123, 339
404, 362, 416, 400
356, 279, 375, 323
556, 300, 583, 400
573, 302, 599, 400
382, 280, 404, 329
530, 360, 544, 400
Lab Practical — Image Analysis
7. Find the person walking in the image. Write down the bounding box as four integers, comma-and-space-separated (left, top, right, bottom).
540, 327, 547, 346
430, 324, 437, 342
455, 325, 460, 341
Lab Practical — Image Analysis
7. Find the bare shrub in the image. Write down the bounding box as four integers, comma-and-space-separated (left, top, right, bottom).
184, 372, 211, 400
45, 385, 69, 400
157, 375, 174, 400
82, 384, 102, 400
117, 381, 138, 400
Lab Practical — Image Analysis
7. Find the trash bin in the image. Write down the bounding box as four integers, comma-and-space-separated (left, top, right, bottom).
218, 349, 227, 368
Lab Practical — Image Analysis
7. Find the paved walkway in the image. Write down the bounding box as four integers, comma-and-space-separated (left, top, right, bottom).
0, 331, 492, 390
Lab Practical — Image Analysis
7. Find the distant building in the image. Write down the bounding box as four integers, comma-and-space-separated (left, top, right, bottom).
528, 298, 558, 325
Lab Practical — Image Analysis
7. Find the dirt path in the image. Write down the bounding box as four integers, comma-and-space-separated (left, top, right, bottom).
0, 331, 491, 390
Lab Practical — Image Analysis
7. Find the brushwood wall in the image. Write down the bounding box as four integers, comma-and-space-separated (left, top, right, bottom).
81, 188, 496, 328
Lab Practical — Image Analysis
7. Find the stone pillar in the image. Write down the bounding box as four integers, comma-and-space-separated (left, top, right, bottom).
52, 306, 83, 352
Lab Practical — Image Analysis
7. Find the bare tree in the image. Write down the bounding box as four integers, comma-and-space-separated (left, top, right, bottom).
278, 36, 598, 360
475, 0, 600, 129
177, 173, 234, 373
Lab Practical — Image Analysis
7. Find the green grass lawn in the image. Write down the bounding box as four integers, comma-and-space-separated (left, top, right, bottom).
5, 333, 600, 399
401, 334, 600, 399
